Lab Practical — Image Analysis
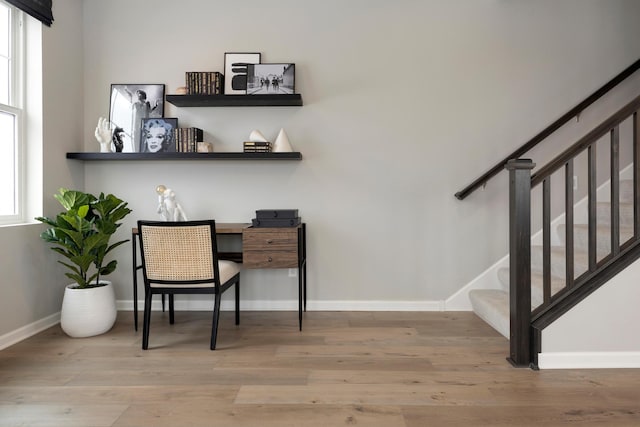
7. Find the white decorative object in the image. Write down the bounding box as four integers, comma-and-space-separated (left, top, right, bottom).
94, 117, 113, 153
60, 281, 117, 338
197, 142, 214, 152
249, 129, 269, 143
273, 128, 293, 152
156, 185, 188, 221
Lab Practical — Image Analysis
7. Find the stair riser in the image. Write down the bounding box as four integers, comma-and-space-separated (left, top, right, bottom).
557, 224, 634, 257
497, 267, 566, 308
620, 180, 635, 204
531, 246, 589, 278
597, 202, 635, 228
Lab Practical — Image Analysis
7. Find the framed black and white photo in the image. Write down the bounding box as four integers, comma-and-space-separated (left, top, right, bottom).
109, 84, 165, 152
139, 117, 178, 153
246, 63, 295, 95
224, 52, 261, 95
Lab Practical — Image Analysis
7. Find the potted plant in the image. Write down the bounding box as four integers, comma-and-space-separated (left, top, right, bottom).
36, 188, 132, 337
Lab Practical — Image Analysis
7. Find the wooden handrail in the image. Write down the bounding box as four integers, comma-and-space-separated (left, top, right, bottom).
455, 57, 640, 200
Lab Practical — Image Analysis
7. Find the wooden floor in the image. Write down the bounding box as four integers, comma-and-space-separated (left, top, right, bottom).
1, 311, 639, 426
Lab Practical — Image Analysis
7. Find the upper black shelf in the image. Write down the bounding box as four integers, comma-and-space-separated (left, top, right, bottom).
66, 152, 302, 161
165, 94, 303, 107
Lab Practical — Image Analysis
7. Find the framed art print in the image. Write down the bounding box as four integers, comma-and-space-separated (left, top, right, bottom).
246, 63, 295, 95
139, 117, 178, 153
109, 84, 165, 152
224, 52, 261, 95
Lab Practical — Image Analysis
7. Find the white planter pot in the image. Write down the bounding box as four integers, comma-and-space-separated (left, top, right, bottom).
60, 281, 117, 338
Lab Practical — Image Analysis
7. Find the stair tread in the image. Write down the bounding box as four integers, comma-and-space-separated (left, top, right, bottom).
469, 289, 509, 338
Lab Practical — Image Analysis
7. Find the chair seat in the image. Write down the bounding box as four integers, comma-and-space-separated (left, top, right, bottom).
150, 260, 240, 289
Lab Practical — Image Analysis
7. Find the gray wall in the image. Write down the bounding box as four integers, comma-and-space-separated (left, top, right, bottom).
0, 0, 84, 341
2, 0, 640, 339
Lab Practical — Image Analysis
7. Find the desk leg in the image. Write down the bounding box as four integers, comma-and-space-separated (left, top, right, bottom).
297, 224, 307, 331
298, 270, 303, 331
302, 223, 307, 312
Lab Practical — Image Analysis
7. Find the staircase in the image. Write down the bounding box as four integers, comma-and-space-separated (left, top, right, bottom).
469, 179, 636, 339
455, 59, 640, 366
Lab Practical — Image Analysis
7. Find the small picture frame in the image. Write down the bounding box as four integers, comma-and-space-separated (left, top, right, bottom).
109, 84, 165, 152
246, 63, 295, 95
140, 117, 178, 153
224, 52, 261, 95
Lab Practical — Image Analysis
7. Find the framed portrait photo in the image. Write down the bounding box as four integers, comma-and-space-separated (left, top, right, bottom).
224, 52, 261, 95
109, 84, 165, 152
246, 63, 295, 95
140, 117, 178, 153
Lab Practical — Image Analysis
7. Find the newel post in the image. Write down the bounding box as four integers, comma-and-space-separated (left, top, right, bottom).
505, 159, 535, 367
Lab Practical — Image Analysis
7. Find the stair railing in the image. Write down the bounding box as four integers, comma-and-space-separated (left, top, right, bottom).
456, 58, 640, 201
508, 95, 640, 367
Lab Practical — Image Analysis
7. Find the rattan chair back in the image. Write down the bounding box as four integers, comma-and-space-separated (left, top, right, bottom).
139, 221, 218, 285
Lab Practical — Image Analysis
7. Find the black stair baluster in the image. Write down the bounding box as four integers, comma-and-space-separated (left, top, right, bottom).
543, 177, 551, 304
565, 160, 574, 288
588, 145, 597, 271
611, 126, 620, 255
634, 112, 640, 240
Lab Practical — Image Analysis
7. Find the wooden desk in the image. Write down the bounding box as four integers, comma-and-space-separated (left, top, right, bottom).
131, 222, 307, 331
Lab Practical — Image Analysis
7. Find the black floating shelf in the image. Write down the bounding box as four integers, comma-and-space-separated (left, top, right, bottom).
165, 94, 303, 107
66, 152, 303, 161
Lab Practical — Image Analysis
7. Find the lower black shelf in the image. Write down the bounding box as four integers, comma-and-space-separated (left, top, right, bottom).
66, 152, 302, 161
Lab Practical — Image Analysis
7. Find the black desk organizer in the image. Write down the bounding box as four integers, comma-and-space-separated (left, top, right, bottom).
252, 209, 301, 227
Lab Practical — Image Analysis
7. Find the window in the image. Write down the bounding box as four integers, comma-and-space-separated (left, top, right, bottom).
0, 0, 23, 224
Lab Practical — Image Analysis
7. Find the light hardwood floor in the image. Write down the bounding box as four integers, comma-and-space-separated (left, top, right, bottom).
1, 310, 639, 426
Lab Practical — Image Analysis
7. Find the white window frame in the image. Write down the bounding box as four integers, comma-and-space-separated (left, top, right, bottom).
0, 0, 25, 225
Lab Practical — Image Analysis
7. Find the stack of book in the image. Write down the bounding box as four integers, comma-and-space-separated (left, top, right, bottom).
185, 72, 224, 95
243, 141, 272, 153
251, 209, 301, 227
174, 127, 204, 152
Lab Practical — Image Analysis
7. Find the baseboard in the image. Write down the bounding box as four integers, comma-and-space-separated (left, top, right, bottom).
538, 351, 640, 369
0, 312, 60, 351
117, 299, 446, 312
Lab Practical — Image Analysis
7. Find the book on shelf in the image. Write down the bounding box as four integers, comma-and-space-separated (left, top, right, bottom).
185, 71, 224, 95
243, 141, 272, 153
174, 127, 204, 152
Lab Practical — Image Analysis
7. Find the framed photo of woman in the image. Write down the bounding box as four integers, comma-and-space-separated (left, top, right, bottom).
139, 118, 178, 153
109, 84, 165, 152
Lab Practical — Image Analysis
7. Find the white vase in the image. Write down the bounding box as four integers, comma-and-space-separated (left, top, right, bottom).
60, 281, 117, 338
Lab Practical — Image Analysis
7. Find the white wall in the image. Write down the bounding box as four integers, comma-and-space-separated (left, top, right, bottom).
3, 0, 640, 342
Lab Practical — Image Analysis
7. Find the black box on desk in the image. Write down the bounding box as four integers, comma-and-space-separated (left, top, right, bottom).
251, 217, 301, 227
256, 209, 299, 219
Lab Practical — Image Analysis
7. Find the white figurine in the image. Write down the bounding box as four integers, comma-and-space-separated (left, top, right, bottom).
94, 117, 113, 153
156, 185, 188, 221
249, 129, 268, 142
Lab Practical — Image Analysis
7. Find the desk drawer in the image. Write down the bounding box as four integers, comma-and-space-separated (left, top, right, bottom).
243, 250, 298, 268
242, 228, 299, 269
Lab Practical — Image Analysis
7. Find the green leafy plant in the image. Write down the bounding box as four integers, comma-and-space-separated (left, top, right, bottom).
36, 188, 132, 288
